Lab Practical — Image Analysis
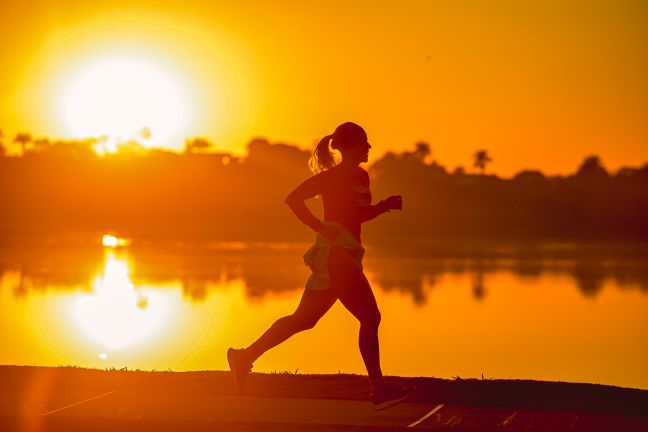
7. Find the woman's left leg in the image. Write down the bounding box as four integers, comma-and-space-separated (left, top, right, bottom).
243, 287, 337, 364
228, 287, 337, 392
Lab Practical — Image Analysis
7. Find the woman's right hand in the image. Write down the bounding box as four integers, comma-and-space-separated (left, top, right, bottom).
318, 224, 341, 241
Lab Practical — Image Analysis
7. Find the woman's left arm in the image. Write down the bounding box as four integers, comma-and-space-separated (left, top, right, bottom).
360, 200, 390, 222
359, 170, 402, 222
360, 196, 402, 222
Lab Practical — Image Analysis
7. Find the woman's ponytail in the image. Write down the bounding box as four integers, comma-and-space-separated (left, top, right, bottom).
308, 123, 365, 173
309, 134, 336, 173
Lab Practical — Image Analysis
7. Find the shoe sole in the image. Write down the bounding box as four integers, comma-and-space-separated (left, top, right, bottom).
227, 348, 246, 394
373, 388, 415, 411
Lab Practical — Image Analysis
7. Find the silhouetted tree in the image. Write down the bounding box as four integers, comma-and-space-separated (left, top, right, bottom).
1, 129, 647, 243
512, 170, 547, 185
13, 132, 31, 155
576, 155, 608, 178
184, 137, 212, 153
245, 138, 310, 171
116, 139, 146, 154
413, 141, 432, 163
473, 149, 492, 174
0, 128, 5, 157
616, 167, 637, 178
32, 138, 51, 153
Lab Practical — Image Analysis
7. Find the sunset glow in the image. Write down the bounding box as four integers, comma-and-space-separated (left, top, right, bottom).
0, 3, 647, 425
60, 57, 189, 149
1, 2, 644, 173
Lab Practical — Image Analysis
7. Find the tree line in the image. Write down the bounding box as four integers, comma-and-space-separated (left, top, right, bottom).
1, 131, 647, 242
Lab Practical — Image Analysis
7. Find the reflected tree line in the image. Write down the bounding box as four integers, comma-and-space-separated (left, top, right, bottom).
1, 131, 647, 241
1, 243, 647, 304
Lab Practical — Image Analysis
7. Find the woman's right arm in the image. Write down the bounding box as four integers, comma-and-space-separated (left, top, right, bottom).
284, 173, 326, 233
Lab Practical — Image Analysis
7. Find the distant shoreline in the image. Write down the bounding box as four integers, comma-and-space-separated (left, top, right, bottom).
2, 232, 648, 255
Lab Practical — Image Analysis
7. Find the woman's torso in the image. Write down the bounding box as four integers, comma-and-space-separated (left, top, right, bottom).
319, 165, 371, 242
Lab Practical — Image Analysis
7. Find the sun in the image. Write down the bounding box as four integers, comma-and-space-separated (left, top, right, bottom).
60, 56, 190, 150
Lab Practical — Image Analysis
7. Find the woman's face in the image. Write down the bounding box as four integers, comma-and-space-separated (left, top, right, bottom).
342, 132, 371, 164
357, 139, 372, 163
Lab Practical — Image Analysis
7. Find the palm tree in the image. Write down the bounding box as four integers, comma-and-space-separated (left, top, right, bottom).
13, 132, 32, 155
473, 149, 492, 174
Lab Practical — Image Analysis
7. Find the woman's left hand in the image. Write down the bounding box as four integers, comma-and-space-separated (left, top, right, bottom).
383, 195, 403, 211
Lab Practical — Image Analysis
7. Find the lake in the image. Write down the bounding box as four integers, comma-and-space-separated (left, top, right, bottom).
1, 235, 647, 390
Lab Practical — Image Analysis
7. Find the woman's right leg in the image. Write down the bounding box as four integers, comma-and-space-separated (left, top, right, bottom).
243, 287, 337, 364
328, 247, 382, 381
328, 247, 415, 410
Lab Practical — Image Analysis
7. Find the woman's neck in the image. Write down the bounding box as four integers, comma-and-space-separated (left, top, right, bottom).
338, 159, 359, 172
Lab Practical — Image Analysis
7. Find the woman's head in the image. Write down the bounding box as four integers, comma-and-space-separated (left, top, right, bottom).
309, 122, 371, 173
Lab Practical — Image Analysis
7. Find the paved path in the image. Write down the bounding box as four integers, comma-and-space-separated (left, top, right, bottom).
2, 388, 647, 431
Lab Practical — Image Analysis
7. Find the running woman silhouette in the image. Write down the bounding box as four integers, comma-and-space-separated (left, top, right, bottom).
228, 122, 415, 410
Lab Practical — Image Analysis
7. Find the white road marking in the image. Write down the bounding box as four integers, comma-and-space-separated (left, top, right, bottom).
570, 415, 580, 427
41, 391, 116, 416
444, 414, 460, 426
407, 403, 444, 428
500, 411, 518, 426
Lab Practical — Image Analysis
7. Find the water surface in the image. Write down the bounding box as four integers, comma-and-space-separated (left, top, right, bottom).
1, 237, 646, 390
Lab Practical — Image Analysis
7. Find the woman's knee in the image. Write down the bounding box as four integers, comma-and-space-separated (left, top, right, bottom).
361, 309, 381, 329
289, 313, 320, 331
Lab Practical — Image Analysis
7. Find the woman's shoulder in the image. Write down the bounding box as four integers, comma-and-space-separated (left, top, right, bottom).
321, 165, 368, 184
306, 166, 336, 189
320, 165, 340, 179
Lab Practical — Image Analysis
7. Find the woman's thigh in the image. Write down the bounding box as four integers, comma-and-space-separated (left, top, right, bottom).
328, 247, 380, 324
292, 285, 337, 323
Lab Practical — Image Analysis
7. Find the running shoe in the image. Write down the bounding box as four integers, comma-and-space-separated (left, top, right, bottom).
371, 382, 416, 410
227, 348, 253, 394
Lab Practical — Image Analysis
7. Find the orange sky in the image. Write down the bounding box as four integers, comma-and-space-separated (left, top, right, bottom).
1, 0, 646, 176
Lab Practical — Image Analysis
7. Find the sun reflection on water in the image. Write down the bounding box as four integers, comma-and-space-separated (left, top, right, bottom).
101, 234, 130, 248
71, 251, 170, 353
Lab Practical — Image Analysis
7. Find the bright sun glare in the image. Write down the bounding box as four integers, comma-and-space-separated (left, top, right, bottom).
72, 252, 171, 351
61, 57, 189, 151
